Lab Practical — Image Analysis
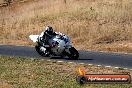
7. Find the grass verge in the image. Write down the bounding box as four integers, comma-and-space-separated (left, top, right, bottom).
0, 55, 131, 88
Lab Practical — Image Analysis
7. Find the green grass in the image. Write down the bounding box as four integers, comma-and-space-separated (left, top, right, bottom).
0, 56, 131, 88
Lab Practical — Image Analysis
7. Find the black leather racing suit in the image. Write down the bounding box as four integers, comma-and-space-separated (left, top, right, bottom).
42, 30, 57, 45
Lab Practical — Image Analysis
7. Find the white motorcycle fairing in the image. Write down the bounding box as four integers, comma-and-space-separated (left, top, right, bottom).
48, 35, 71, 55
29, 32, 79, 59
29, 35, 39, 43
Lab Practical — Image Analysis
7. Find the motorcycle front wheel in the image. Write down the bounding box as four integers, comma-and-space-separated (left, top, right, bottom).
67, 47, 79, 60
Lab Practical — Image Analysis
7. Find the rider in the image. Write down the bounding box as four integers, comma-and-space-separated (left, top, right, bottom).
39, 26, 67, 55
40, 26, 57, 46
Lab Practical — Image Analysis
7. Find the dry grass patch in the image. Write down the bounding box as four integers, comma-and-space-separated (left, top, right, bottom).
0, 55, 131, 88
0, 0, 132, 53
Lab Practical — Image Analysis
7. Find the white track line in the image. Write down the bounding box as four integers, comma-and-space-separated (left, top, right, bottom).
114, 67, 120, 69
97, 65, 101, 67
79, 63, 84, 65
68, 62, 73, 64
47, 60, 51, 62
124, 68, 128, 70
57, 61, 64, 63
88, 64, 93, 66
105, 66, 111, 68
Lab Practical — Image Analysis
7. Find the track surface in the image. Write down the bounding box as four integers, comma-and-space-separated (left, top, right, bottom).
0, 45, 132, 69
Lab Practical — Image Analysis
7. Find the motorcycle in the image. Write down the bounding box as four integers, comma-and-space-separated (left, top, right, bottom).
29, 32, 79, 59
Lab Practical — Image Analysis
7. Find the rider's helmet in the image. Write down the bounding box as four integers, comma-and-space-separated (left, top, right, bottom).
45, 26, 54, 35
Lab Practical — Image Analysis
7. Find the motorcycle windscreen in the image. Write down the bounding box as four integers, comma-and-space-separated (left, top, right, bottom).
29, 35, 39, 43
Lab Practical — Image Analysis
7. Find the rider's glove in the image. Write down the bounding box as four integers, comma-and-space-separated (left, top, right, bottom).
40, 37, 43, 41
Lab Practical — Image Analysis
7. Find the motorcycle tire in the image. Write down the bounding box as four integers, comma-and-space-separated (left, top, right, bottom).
68, 47, 79, 60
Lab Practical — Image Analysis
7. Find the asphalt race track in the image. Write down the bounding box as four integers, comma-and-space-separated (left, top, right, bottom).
0, 45, 132, 69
